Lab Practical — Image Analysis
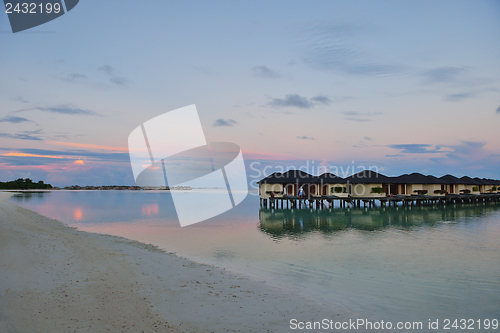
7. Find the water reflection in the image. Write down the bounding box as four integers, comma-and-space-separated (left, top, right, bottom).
259, 203, 500, 239
141, 203, 159, 216
73, 207, 83, 221
10, 191, 51, 202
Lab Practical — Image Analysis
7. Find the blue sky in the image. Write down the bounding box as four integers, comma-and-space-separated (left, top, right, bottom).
1, 0, 499, 186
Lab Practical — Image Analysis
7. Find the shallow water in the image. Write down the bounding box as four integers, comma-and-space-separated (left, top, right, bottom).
10, 190, 500, 331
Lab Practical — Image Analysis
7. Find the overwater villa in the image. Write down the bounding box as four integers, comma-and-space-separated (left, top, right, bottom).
258, 170, 500, 208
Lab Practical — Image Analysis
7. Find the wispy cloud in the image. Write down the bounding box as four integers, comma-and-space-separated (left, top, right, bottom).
345, 117, 369, 122
0, 148, 131, 165
1, 152, 64, 159
443, 141, 485, 159
297, 135, 315, 140
0, 130, 43, 141
496, 105, 500, 114
17, 105, 98, 116
48, 141, 128, 151
387, 144, 444, 154
300, 23, 404, 76
0, 116, 32, 123
422, 67, 466, 83
268, 94, 331, 109
445, 92, 475, 102
252, 66, 280, 79
213, 119, 237, 127
12, 96, 29, 104
58, 73, 87, 83
97, 65, 114, 76
310, 96, 330, 104
420, 66, 498, 102
343, 111, 381, 122
97, 65, 129, 87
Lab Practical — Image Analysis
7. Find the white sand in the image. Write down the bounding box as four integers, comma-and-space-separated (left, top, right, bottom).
0, 192, 350, 332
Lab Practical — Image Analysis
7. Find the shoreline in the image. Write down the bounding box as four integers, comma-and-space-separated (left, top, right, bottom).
0, 192, 353, 332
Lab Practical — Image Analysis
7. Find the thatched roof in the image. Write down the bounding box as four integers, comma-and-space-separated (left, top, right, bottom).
258, 169, 499, 186
344, 170, 390, 184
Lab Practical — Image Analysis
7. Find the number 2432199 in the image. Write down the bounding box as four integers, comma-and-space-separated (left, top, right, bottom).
5, 3, 62, 14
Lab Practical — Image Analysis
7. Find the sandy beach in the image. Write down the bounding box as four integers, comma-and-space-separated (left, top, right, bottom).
0, 192, 347, 332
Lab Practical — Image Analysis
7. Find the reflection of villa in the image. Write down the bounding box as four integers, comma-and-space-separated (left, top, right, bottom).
258, 170, 500, 208
259, 204, 500, 238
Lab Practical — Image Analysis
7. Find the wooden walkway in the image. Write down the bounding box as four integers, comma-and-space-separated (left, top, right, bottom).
260, 193, 500, 209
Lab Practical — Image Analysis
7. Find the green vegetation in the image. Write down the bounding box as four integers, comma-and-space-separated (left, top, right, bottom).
0, 178, 52, 190
370, 186, 385, 194
434, 189, 448, 195
492, 186, 497, 191
413, 189, 428, 195
332, 186, 347, 194
459, 189, 471, 194
472, 186, 479, 192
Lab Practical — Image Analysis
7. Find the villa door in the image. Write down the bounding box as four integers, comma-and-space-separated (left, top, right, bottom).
322, 185, 328, 195
285, 184, 294, 196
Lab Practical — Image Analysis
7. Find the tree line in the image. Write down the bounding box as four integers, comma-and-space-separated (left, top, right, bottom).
0, 178, 53, 190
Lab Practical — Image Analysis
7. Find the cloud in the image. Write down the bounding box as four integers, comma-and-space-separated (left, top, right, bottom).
343, 111, 381, 122
17, 105, 98, 116
97, 65, 114, 76
270, 94, 311, 108
98, 65, 129, 87
12, 96, 29, 104
58, 73, 87, 83
444, 141, 485, 158
268, 94, 331, 109
252, 66, 280, 79
496, 105, 500, 114
110, 76, 128, 86
345, 118, 369, 122
422, 67, 466, 83
310, 96, 331, 105
364, 136, 372, 141
213, 119, 237, 127
0, 148, 131, 165
68, 73, 86, 80
296, 135, 315, 140
48, 141, 128, 152
39, 106, 96, 115
0, 116, 31, 123
426, 141, 493, 171
445, 92, 474, 102
0, 131, 42, 141
386, 144, 443, 154
300, 23, 404, 76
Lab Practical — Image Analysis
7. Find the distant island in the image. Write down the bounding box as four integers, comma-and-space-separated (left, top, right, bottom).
0, 179, 224, 191
61, 185, 192, 191
0, 178, 53, 190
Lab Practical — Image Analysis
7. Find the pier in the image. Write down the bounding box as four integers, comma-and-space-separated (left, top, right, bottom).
260, 193, 500, 210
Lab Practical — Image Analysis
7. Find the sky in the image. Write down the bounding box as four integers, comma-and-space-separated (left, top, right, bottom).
1, 0, 499, 187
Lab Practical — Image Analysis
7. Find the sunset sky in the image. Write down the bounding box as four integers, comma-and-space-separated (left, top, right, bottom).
1, 0, 499, 187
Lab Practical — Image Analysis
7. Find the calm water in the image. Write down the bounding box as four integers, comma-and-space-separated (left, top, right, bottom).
10, 191, 500, 331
